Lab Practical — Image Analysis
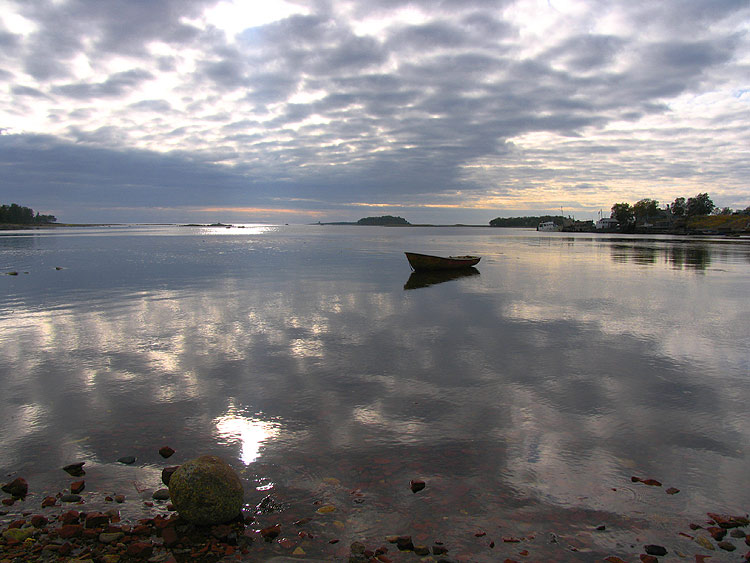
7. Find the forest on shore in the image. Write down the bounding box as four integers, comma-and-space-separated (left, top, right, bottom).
0, 203, 57, 225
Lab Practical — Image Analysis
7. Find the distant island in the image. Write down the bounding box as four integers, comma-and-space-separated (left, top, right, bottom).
317, 215, 410, 226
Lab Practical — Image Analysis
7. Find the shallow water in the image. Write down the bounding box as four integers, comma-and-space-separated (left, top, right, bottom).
1, 225, 749, 560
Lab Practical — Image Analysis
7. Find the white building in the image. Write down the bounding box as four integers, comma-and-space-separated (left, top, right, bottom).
595, 217, 619, 230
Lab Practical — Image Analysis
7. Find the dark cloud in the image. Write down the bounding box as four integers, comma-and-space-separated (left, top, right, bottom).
0, 134, 252, 205
52, 69, 154, 99
128, 99, 173, 113
548, 34, 626, 71
11, 85, 49, 98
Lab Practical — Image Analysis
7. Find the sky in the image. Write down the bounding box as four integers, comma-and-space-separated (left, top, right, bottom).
1, 0, 749, 225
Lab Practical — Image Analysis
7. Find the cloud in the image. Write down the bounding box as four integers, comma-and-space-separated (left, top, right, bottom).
52, 69, 155, 99
0, 0, 749, 222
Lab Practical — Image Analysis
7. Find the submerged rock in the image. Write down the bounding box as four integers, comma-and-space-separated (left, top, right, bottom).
62, 462, 86, 477
162, 466, 179, 486
410, 479, 426, 493
1, 477, 28, 499
168, 455, 244, 525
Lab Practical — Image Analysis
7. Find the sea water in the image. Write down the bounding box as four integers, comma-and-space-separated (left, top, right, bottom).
1, 225, 749, 560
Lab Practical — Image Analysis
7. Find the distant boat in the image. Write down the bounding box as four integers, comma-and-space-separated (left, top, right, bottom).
405, 252, 481, 272
537, 221, 560, 232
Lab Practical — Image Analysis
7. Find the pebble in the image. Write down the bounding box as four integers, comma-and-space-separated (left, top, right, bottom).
99, 532, 123, 544
159, 446, 175, 458
153, 488, 170, 501
409, 479, 426, 493
60, 494, 82, 503
644, 544, 667, 556
161, 466, 179, 486
116, 456, 136, 464
62, 462, 86, 477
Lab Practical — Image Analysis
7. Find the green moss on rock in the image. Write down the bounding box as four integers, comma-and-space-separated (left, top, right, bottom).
168, 455, 244, 525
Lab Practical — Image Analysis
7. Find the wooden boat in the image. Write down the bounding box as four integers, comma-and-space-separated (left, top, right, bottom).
404, 252, 481, 272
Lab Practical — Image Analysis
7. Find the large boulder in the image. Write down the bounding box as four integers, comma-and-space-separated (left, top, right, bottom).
168, 455, 244, 525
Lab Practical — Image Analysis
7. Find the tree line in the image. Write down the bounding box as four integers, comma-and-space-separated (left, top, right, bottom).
610, 193, 750, 225
0, 203, 57, 224
489, 215, 565, 228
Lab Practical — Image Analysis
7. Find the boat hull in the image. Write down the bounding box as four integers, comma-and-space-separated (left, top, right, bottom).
405, 252, 481, 272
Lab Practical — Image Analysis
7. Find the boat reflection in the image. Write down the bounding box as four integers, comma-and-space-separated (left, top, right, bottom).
403, 267, 480, 290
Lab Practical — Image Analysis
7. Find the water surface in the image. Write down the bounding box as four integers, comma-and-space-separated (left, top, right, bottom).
1, 225, 749, 560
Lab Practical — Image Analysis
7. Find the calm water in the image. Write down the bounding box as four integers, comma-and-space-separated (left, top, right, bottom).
1, 225, 749, 561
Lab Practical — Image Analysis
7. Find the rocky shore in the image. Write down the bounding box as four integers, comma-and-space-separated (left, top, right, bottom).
2, 453, 750, 562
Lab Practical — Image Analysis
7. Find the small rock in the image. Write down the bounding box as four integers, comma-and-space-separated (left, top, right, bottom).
707, 512, 750, 528
666, 487, 680, 494
126, 541, 153, 558
159, 446, 175, 458
41, 496, 57, 507
114, 494, 125, 503
409, 479, 426, 493
71, 480, 85, 494
57, 524, 83, 539
639, 555, 658, 563
1, 477, 28, 499
644, 544, 667, 556
707, 526, 726, 541
729, 529, 745, 538
161, 526, 178, 547
260, 524, 281, 540
60, 494, 82, 503
595, 524, 606, 531
694, 536, 715, 550
433, 544, 449, 555
640, 479, 662, 486
62, 462, 86, 477
152, 488, 170, 501
99, 532, 123, 544
396, 535, 414, 551
717, 541, 736, 551
85, 512, 110, 529
31, 514, 48, 527
59, 510, 80, 524
117, 456, 136, 465
3, 528, 34, 542
161, 466, 179, 486
414, 545, 430, 556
